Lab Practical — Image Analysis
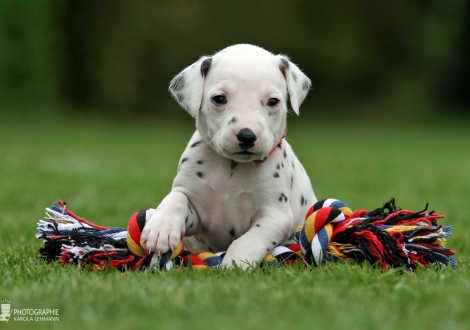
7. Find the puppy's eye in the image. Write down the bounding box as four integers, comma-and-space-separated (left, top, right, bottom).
212, 95, 227, 105
267, 98, 279, 107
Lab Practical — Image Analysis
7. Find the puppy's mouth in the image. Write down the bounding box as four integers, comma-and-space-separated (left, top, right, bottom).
229, 149, 266, 162
218, 144, 266, 162
234, 150, 255, 156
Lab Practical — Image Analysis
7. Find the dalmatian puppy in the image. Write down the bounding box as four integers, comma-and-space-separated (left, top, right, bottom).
141, 44, 316, 268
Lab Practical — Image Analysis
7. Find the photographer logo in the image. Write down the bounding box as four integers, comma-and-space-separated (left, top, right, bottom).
0, 301, 11, 322
0, 299, 59, 323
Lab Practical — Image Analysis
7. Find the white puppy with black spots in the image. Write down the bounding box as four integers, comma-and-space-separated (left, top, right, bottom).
142, 44, 316, 268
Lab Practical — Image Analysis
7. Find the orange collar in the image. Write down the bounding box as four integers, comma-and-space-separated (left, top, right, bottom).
254, 127, 287, 164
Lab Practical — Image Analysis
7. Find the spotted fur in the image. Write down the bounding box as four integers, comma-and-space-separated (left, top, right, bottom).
141, 44, 315, 269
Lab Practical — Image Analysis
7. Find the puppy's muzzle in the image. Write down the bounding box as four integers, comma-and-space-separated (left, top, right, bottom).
236, 128, 257, 150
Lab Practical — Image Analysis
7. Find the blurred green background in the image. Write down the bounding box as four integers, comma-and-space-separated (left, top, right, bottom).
1, 4, 469, 328
1, 0, 469, 120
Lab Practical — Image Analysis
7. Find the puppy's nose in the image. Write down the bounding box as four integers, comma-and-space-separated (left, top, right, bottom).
236, 128, 257, 149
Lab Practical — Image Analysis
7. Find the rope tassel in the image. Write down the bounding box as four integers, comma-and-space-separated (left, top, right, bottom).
36, 198, 456, 270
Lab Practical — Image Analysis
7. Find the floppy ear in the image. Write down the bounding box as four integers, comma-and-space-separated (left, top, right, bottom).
277, 55, 311, 115
169, 56, 213, 117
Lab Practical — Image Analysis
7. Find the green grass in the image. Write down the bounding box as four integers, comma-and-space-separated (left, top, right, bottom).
1, 108, 469, 329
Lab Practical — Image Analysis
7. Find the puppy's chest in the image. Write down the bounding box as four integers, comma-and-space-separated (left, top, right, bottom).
172, 140, 311, 252
173, 141, 298, 207
174, 145, 290, 217
176, 153, 265, 211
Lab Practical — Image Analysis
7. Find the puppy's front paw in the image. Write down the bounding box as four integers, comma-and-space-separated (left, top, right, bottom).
221, 240, 260, 269
220, 257, 251, 270
141, 212, 185, 255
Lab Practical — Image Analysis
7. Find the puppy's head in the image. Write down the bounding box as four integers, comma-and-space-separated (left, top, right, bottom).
169, 44, 311, 162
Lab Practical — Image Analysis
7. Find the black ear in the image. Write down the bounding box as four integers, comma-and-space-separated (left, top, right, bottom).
277, 55, 311, 115
169, 56, 213, 117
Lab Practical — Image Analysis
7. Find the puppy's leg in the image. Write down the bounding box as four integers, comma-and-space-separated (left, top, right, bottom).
221, 208, 293, 269
141, 191, 200, 254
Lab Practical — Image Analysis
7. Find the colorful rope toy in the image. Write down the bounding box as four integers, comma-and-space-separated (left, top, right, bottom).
36, 198, 456, 271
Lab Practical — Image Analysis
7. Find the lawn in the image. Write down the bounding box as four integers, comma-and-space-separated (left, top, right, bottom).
1, 108, 469, 329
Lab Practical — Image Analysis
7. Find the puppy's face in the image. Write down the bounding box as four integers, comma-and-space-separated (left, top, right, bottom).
169, 44, 311, 162
197, 47, 287, 162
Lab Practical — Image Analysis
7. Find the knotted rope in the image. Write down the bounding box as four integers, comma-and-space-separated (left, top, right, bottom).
37, 198, 456, 271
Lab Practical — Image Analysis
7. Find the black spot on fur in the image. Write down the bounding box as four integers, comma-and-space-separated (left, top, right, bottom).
278, 193, 288, 202
291, 175, 294, 188
185, 216, 188, 224
280, 58, 290, 69
292, 72, 297, 82
230, 160, 238, 176
255, 224, 261, 227
300, 195, 305, 206
277, 144, 282, 149
302, 80, 310, 91
230, 228, 235, 237
228, 117, 237, 125
276, 164, 280, 170
260, 100, 264, 107
178, 157, 189, 171
188, 204, 193, 214
273, 172, 280, 178
230, 160, 237, 170
281, 162, 284, 168
200, 58, 212, 77
197, 172, 204, 178
189, 222, 194, 228
283, 150, 287, 159
197, 159, 205, 165
176, 93, 184, 102
191, 140, 204, 148
170, 73, 185, 91
271, 241, 277, 246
